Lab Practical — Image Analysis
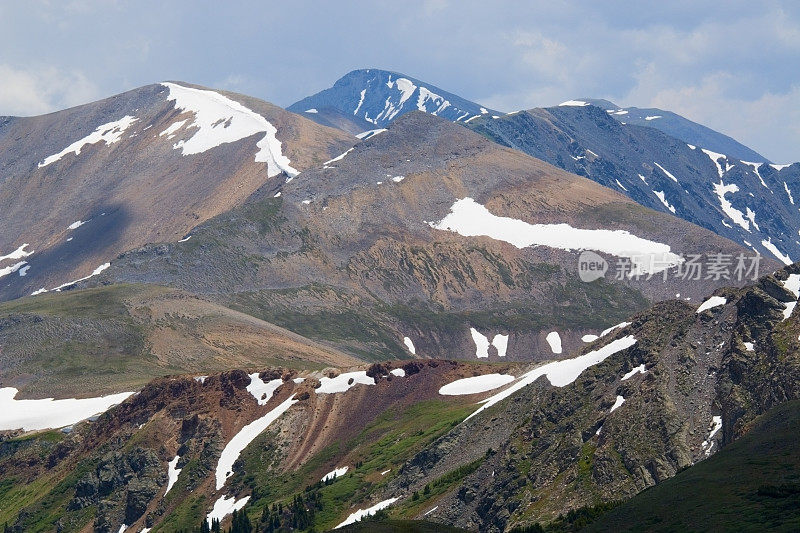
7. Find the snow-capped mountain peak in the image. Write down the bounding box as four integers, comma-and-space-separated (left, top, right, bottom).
288, 68, 498, 134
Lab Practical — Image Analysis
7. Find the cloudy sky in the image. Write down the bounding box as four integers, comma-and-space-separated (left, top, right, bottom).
1, 0, 798, 161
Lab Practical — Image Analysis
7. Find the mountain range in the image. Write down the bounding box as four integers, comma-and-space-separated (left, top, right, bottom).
580, 98, 770, 163
1, 68, 799, 533
467, 102, 800, 264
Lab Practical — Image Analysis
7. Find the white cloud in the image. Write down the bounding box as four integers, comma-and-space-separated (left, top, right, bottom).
0, 2, 796, 160
628, 73, 800, 163
0, 64, 99, 116
479, 5, 800, 162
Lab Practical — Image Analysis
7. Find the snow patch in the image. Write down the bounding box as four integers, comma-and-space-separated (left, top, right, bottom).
701, 416, 723, 456
161, 82, 298, 178
654, 162, 679, 182
492, 334, 509, 357
403, 336, 416, 354
609, 395, 625, 413
470, 327, 490, 358
742, 161, 769, 188
417, 86, 451, 115
215, 395, 297, 490
0, 387, 133, 431
429, 198, 682, 277
355, 128, 386, 140
467, 335, 637, 421
582, 334, 599, 343
782, 273, 800, 299
305, 108, 318, 113
653, 190, 676, 213
324, 148, 353, 166
559, 100, 589, 106
334, 498, 399, 529
246, 373, 283, 406
762, 238, 792, 265
207, 495, 250, 527
322, 466, 349, 482
159, 119, 187, 139
745, 208, 760, 231
545, 331, 563, 354
601, 322, 630, 337
39, 115, 138, 168
47, 262, 111, 293
390, 368, 406, 377
316, 372, 374, 394
645, 115, 662, 120
701, 149, 728, 177
784, 182, 795, 205
621, 364, 646, 380
713, 181, 751, 232
696, 296, 727, 313
780, 273, 800, 320
743, 342, 754, 352
439, 374, 516, 396
0, 261, 28, 280
165, 455, 181, 496
354, 89, 367, 115
0, 244, 33, 263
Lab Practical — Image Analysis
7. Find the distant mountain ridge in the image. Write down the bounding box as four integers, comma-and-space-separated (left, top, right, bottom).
467, 103, 800, 264
578, 97, 770, 163
287, 68, 499, 134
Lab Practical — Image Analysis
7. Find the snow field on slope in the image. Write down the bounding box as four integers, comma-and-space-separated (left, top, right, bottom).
465, 335, 637, 421
161, 82, 298, 178
438, 374, 516, 396
0, 387, 134, 431
696, 296, 727, 313
430, 198, 682, 277
334, 497, 399, 528
214, 395, 298, 490
39, 116, 138, 168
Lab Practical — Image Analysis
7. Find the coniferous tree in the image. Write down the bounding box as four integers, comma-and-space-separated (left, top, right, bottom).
230, 508, 252, 533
